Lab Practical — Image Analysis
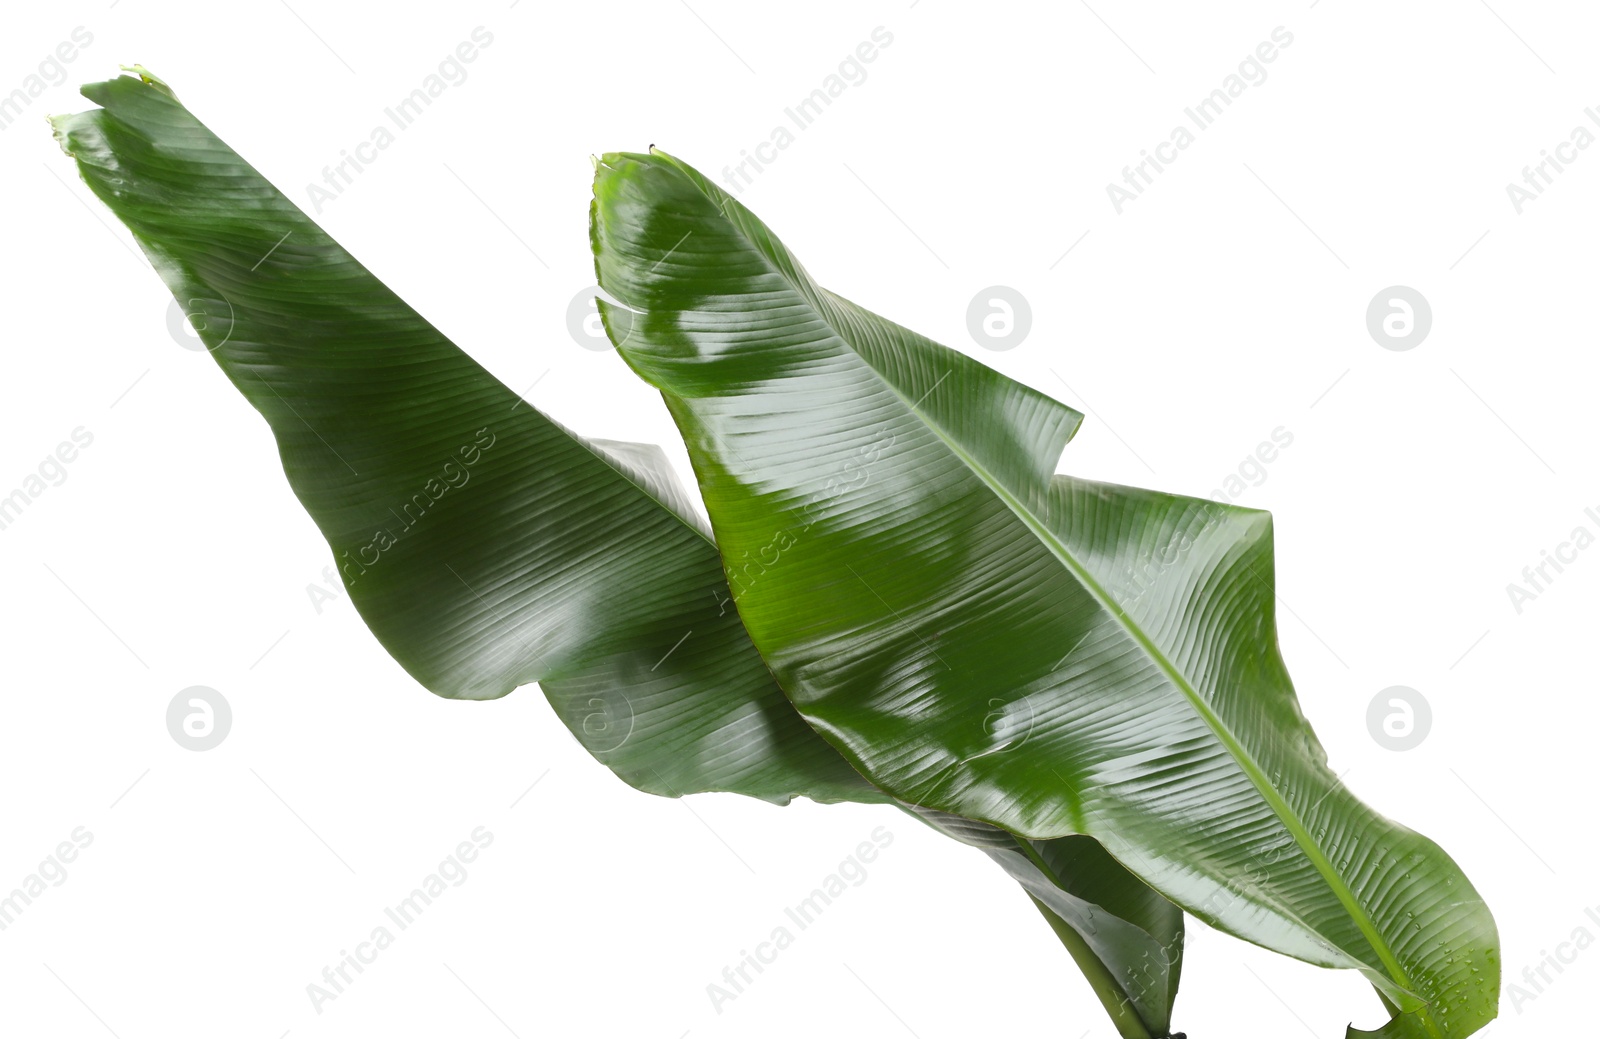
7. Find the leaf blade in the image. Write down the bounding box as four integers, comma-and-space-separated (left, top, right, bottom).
52, 74, 1187, 1036
590, 147, 1499, 1038
52, 71, 876, 806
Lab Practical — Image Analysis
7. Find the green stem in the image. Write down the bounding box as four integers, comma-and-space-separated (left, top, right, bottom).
1012, 836, 1158, 1039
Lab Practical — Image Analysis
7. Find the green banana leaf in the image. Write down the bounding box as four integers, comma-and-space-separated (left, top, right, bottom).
53, 70, 1185, 1038
51, 68, 867, 805
590, 147, 1499, 1039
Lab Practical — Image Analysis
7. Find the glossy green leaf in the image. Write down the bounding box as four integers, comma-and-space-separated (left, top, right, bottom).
54, 71, 1186, 1038
52, 69, 875, 806
590, 147, 1499, 1039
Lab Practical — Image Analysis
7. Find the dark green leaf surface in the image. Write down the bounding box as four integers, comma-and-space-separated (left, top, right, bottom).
52, 70, 878, 805
591, 148, 1498, 1039
54, 71, 1185, 1038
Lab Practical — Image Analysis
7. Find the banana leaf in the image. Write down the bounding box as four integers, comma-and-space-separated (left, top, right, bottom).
53, 70, 1186, 1037
590, 147, 1498, 1039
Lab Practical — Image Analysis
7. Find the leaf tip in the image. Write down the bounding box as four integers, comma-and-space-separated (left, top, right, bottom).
117, 64, 175, 95
46, 112, 76, 155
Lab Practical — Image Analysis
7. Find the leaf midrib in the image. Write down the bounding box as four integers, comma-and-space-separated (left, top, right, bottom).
933, 431, 1424, 1016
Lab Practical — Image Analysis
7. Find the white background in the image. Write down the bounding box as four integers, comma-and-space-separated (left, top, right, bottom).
1, 1, 1594, 1036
